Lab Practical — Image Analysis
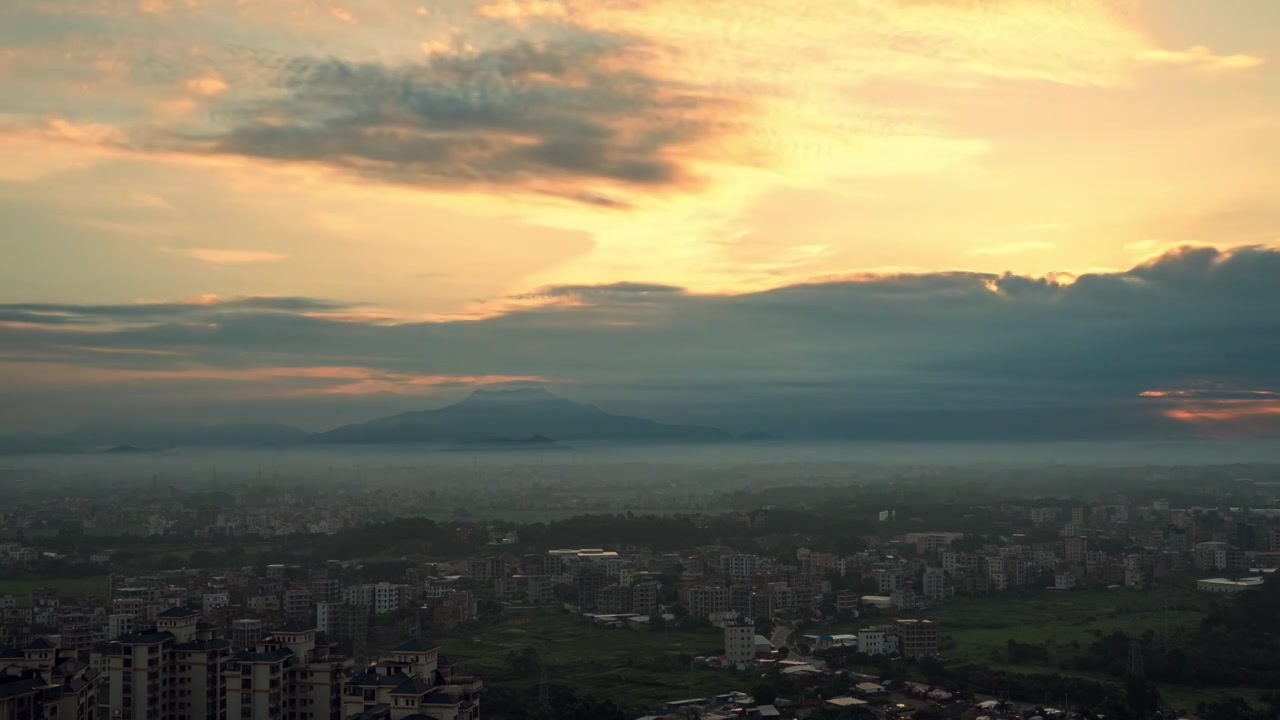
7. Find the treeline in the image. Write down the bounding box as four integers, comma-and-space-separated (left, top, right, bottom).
1002, 575, 1280, 690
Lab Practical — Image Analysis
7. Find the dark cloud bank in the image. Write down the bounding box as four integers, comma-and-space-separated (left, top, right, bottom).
159, 32, 720, 206
2, 246, 1279, 438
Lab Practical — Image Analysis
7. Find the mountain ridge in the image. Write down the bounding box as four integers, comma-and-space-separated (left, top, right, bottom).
311, 388, 734, 444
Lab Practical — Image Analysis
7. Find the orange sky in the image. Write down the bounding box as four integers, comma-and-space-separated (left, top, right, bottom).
0, 0, 1277, 434
1, 0, 1275, 318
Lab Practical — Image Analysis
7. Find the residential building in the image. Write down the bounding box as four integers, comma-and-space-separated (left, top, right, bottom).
575, 565, 610, 613
856, 626, 894, 656
0, 638, 102, 720
224, 620, 350, 720
687, 586, 730, 620
524, 575, 555, 606
230, 619, 264, 649
109, 613, 136, 640
724, 623, 755, 665
105, 607, 232, 720
1064, 537, 1088, 565
730, 586, 773, 621
720, 554, 761, 580
341, 639, 481, 720
595, 585, 633, 614
835, 591, 860, 615
875, 569, 905, 594
284, 587, 314, 619
894, 619, 938, 659
202, 592, 229, 616
631, 582, 659, 616
922, 568, 947, 601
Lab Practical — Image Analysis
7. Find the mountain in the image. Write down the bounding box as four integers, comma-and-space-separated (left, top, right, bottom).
64, 421, 310, 449
739, 429, 786, 442
0, 422, 311, 454
313, 388, 733, 444
442, 434, 571, 452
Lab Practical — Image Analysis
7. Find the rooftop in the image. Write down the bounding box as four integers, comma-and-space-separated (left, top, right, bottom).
156, 607, 199, 619
392, 638, 439, 653
272, 619, 314, 634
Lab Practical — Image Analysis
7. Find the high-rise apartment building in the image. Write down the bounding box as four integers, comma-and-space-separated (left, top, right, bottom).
105, 607, 232, 720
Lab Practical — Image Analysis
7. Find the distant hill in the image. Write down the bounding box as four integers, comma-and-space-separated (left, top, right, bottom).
0, 421, 310, 454
442, 434, 571, 452
313, 388, 733, 444
64, 421, 310, 449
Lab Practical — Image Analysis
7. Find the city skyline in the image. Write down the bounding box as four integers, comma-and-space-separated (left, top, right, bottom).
1, 0, 1277, 433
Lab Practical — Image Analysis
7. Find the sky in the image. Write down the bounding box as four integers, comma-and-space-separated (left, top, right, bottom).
0, 0, 1278, 437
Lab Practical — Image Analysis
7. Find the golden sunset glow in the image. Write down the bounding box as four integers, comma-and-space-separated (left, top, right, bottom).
0, 0, 1277, 434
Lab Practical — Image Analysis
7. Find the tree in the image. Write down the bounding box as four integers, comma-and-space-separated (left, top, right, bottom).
752, 681, 779, 706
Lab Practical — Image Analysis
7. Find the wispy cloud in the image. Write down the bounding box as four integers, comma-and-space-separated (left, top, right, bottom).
1138, 46, 1265, 73
184, 248, 287, 265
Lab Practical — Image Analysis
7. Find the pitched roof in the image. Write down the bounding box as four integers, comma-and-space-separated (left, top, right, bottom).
24, 638, 54, 650
156, 607, 198, 619
392, 639, 439, 653
422, 692, 459, 706
272, 619, 313, 634
391, 676, 436, 696
118, 631, 174, 645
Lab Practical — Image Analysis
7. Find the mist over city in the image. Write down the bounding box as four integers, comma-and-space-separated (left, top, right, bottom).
3, 0, 1280, 719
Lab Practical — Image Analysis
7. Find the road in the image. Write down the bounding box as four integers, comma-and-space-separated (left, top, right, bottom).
771, 624, 792, 650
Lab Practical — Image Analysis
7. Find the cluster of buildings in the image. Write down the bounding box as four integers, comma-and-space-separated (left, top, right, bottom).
1, 600, 482, 720
95, 607, 481, 720
799, 619, 939, 660
0, 563, 479, 668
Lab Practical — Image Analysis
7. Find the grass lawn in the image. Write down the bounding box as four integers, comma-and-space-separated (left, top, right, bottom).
12, 523, 148, 538
922, 589, 1209, 668
431, 610, 747, 714
861, 587, 1261, 712
0, 576, 110, 603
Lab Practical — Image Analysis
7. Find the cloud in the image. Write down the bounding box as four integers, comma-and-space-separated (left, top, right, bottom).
1138, 46, 1265, 73
518, 282, 687, 300
967, 241, 1056, 256
152, 36, 728, 203
185, 248, 287, 265
185, 72, 228, 97
474, 0, 569, 21
330, 7, 357, 24
3, 245, 1280, 437
0, 296, 351, 327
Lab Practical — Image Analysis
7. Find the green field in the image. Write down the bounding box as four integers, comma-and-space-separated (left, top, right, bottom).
9, 523, 148, 539
0, 576, 110, 603
431, 611, 744, 713
917, 588, 1209, 667
892, 588, 1263, 712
